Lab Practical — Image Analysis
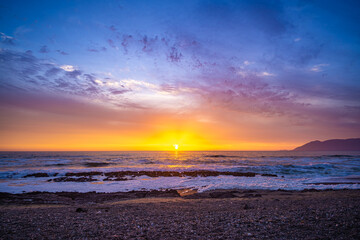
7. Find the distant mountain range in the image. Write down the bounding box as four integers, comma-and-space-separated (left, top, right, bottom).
293, 138, 360, 151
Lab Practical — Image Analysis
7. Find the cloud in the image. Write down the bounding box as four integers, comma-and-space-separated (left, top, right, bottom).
60, 65, 76, 72
243, 60, 254, 66
107, 39, 117, 49
45, 67, 61, 77
109, 25, 117, 32
140, 35, 159, 53
259, 72, 275, 77
87, 47, 107, 52
310, 64, 329, 72
167, 47, 183, 62
120, 34, 133, 54
56, 50, 69, 55
65, 69, 82, 79
110, 89, 130, 95
0, 32, 15, 45
0, 49, 191, 112
39, 45, 50, 53
0, 49, 107, 101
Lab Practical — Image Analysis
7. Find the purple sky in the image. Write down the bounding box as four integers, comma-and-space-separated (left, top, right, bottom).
0, 0, 359, 150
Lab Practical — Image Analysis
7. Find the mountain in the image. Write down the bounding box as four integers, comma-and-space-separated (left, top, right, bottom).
293, 138, 360, 151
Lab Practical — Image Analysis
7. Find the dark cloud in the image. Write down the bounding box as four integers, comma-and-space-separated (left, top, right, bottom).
21, 67, 38, 76
120, 34, 133, 53
83, 74, 97, 84
56, 50, 69, 55
107, 39, 116, 49
45, 67, 61, 77
39, 45, 50, 53
87, 48, 99, 52
65, 70, 82, 79
0, 49, 139, 113
0, 50, 96, 100
140, 35, 158, 53
110, 89, 130, 95
54, 78, 70, 88
167, 47, 183, 62
87, 47, 107, 53
109, 25, 117, 32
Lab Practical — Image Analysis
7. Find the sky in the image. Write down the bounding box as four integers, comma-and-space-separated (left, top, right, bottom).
0, 0, 359, 151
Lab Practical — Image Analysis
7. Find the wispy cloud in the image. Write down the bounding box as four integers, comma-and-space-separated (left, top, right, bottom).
60, 65, 76, 72
310, 64, 329, 72
0, 32, 15, 45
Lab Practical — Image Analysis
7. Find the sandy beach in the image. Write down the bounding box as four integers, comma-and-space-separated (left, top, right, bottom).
1, 189, 359, 239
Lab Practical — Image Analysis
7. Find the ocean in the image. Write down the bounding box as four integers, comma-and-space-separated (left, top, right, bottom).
1, 151, 359, 193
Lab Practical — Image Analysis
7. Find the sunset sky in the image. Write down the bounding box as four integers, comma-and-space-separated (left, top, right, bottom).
0, 0, 359, 151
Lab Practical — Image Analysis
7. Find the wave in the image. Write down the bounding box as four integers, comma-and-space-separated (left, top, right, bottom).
204, 155, 237, 158
83, 162, 111, 167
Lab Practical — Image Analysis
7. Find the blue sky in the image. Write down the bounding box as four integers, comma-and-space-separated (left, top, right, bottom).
0, 0, 359, 150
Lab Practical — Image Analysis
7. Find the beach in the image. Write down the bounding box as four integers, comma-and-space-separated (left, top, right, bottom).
1, 189, 359, 239
1, 151, 359, 239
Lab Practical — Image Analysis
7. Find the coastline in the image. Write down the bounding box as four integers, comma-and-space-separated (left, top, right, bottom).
1, 189, 359, 239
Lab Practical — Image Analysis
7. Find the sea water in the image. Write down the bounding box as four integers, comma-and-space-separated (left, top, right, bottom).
0, 151, 359, 193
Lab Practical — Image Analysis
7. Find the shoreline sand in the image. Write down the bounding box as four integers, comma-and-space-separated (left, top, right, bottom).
1, 189, 359, 239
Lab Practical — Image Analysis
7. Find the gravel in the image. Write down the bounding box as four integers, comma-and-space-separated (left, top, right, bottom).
0, 189, 359, 239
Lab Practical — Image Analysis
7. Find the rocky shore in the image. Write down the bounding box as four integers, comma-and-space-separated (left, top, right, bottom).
0, 189, 359, 239
22, 170, 277, 182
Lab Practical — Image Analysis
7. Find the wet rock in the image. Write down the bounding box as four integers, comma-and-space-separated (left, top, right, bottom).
75, 208, 87, 213
261, 173, 278, 177
103, 170, 257, 178
24, 173, 49, 178
65, 172, 102, 177
103, 177, 128, 181
53, 177, 97, 182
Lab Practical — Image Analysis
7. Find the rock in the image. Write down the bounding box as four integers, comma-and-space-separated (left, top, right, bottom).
24, 173, 49, 178
145, 190, 180, 198
53, 177, 97, 182
261, 173, 278, 177
242, 193, 262, 198
65, 172, 102, 177
103, 177, 128, 181
209, 191, 237, 198
75, 208, 87, 213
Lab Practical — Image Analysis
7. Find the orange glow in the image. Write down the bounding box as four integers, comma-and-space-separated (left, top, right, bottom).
0, 104, 305, 151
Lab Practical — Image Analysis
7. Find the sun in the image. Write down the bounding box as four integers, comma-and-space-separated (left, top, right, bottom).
173, 144, 179, 150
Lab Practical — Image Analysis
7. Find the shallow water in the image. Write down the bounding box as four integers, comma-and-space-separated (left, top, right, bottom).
0, 151, 359, 193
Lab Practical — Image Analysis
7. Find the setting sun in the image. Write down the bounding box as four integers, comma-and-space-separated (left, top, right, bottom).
173, 144, 179, 150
